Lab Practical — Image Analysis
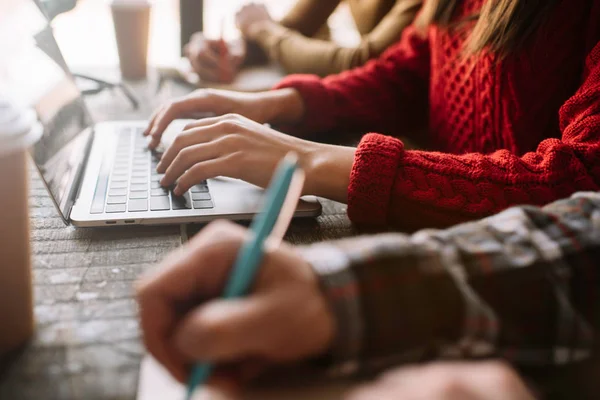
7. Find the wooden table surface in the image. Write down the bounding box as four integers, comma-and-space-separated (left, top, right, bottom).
0, 71, 355, 400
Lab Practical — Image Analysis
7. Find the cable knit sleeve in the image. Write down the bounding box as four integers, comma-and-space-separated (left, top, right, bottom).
349, 42, 600, 230
273, 24, 430, 136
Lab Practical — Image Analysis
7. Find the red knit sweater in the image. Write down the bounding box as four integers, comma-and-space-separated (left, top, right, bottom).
275, 0, 600, 230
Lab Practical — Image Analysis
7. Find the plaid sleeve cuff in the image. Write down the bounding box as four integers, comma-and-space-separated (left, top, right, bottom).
300, 243, 364, 376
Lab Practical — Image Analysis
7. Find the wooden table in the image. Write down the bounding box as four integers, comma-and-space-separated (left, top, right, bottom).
0, 71, 355, 399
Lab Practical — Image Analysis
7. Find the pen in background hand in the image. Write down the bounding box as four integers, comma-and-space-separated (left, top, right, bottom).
184, 152, 305, 400
218, 17, 229, 83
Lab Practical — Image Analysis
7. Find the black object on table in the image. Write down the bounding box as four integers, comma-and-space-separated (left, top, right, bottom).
179, 0, 204, 55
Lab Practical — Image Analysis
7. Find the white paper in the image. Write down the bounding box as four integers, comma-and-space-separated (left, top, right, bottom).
137, 356, 360, 400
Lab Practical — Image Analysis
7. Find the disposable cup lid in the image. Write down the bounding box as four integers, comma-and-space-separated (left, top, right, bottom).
110, 0, 152, 9
0, 98, 43, 158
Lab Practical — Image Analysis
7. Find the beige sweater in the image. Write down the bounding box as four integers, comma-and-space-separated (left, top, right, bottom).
251, 0, 422, 76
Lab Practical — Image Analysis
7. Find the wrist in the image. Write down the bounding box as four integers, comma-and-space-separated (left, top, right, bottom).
302, 144, 356, 203
245, 19, 278, 41
258, 88, 305, 125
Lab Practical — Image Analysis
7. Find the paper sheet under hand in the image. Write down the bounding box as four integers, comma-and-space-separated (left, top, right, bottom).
137, 356, 360, 400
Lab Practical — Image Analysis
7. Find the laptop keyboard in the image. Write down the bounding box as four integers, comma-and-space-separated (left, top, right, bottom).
90, 127, 214, 214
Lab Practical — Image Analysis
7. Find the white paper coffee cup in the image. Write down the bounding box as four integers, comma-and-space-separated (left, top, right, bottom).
0, 96, 41, 355
110, 0, 153, 80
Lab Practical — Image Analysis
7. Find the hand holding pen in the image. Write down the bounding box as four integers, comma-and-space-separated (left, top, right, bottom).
183, 19, 243, 84
217, 17, 233, 84
136, 154, 335, 397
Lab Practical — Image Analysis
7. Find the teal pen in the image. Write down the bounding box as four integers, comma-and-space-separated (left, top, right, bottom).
184, 152, 305, 400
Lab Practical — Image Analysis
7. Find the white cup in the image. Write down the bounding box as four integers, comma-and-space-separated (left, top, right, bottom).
111, 0, 153, 80
0, 96, 42, 355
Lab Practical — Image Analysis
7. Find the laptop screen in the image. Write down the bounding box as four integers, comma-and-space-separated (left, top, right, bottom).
0, 1, 93, 220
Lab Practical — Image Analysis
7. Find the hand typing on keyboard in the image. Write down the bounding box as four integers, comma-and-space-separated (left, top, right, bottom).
143, 89, 291, 150
151, 114, 355, 204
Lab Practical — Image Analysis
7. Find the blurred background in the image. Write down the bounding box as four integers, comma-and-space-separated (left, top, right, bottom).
50, 0, 360, 70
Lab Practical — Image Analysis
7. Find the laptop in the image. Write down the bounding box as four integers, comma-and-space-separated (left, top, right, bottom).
0, 2, 321, 227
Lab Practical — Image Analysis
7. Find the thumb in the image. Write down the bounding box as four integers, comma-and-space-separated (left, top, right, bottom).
173, 295, 278, 362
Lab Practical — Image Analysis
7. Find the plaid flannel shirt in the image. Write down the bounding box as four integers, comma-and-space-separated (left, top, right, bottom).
302, 192, 600, 376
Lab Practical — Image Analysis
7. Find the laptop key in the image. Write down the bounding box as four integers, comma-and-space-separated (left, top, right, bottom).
150, 196, 171, 211
131, 177, 148, 185
130, 183, 148, 192
107, 195, 127, 204
112, 172, 128, 180
151, 188, 169, 197
190, 184, 209, 193
172, 193, 192, 210
109, 188, 127, 196
193, 200, 214, 209
113, 165, 129, 172
110, 181, 128, 189
128, 199, 148, 212
106, 204, 126, 213
151, 181, 162, 189
191, 192, 211, 201
129, 191, 148, 199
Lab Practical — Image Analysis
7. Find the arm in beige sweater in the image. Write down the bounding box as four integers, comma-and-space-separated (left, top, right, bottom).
252, 0, 422, 76
279, 0, 341, 38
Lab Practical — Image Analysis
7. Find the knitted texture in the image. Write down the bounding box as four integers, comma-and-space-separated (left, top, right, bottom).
276, 0, 600, 230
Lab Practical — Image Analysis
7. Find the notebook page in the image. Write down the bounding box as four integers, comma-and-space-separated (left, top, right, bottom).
137, 356, 359, 400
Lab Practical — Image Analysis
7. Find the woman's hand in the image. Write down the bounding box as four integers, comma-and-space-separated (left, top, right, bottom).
155, 113, 355, 203
235, 3, 274, 40
347, 362, 535, 400
184, 32, 245, 83
136, 220, 335, 391
144, 88, 305, 149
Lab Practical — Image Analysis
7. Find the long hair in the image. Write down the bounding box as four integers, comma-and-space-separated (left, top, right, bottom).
415, 0, 560, 56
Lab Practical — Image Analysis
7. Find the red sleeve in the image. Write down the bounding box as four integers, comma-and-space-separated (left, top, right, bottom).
349, 42, 600, 231
273, 25, 430, 136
